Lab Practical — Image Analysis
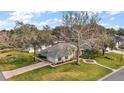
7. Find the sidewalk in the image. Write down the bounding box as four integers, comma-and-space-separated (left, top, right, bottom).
96, 63, 116, 71
111, 50, 124, 55
2, 62, 50, 79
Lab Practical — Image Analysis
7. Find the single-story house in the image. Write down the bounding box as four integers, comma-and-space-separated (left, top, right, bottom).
38, 42, 77, 64
114, 35, 124, 48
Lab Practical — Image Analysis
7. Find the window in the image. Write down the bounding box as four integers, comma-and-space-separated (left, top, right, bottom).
58, 57, 61, 61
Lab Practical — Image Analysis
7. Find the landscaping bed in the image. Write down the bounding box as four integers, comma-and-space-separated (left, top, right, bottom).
83, 59, 96, 64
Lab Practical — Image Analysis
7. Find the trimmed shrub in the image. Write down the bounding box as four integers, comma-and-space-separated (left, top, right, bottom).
92, 48, 102, 56
82, 48, 101, 59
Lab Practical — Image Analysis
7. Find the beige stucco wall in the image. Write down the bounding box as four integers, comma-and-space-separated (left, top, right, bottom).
55, 52, 75, 64
47, 51, 76, 64
47, 56, 55, 63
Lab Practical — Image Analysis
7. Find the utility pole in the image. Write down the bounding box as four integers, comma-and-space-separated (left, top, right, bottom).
120, 51, 123, 63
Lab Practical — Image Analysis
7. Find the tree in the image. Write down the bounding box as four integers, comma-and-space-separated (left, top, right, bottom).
117, 28, 124, 36
0, 30, 10, 45
10, 21, 40, 61
109, 39, 116, 50
96, 30, 114, 55
52, 26, 67, 41
38, 30, 53, 46
28, 30, 40, 61
62, 11, 100, 64
83, 24, 115, 56
106, 28, 117, 36
29, 29, 53, 61
10, 21, 35, 48
10, 21, 53, 61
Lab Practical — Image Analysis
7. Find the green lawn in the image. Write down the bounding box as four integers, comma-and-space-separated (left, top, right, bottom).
95, 52, 124, 69
0, 50, 38, 71
5, 52, 124, 81
8, 60, 112, 81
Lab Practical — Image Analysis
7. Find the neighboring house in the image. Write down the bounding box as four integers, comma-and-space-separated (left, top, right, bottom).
114, 35, 124, 48
23, 45, 52, 53
22, 47, 41, 53
53, 40, 65, 44
106, 47, 111, 52
38, 42, 77, 64
41, 45, 52, 50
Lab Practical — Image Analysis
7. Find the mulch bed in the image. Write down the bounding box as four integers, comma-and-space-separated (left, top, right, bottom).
83, 59, 96, 64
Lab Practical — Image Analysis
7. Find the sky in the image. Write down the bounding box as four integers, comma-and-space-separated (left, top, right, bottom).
0, 11, 124, 30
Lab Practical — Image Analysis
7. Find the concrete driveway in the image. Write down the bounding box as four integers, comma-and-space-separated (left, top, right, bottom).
100, 67, 124, 81
0, 72, 5, 81
2, 62, 51, 79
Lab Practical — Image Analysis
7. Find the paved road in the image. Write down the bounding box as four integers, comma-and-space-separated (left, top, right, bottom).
0, 72, 5, 81
102, 67, 124, 81
2, 62, 50, 79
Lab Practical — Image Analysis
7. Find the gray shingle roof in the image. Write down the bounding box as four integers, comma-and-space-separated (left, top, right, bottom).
39, 43, 77, 58
115, 35, 124, 42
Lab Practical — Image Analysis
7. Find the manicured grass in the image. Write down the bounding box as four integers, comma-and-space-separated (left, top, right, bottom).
0, 50, 38, 71
95, 52, 124, 69
8, 60, 112, 81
